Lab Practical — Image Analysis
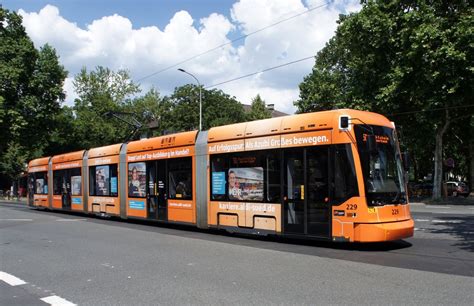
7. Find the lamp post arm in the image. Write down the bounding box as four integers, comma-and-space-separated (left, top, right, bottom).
178, 69, 202, 130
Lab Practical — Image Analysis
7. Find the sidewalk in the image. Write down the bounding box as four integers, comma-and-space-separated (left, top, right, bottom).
409, 196, 474, 206
0, 197, 27, 205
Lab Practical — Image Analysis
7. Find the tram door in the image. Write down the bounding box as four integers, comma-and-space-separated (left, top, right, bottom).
283, 147, 330, 237
28, 175, 34, 205
146, 161, 168, 221
306, 148, 329, 237
283, 149, 305, 234
61, 172, 71, 210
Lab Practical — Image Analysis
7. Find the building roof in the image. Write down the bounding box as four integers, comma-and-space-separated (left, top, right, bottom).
241, 104, 288, 118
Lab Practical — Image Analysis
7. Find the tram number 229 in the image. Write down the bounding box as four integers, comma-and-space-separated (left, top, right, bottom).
346, 204, 357, 210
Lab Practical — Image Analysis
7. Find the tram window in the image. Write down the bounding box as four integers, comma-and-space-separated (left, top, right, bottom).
128, 162, 146, 198
28, 174, 35, 196
54, 168, 81, 196
89, 164, 118, 196
307, 148, 329, 203
211, 156, 226, 200
110, 165, 118, 196
211, 151, 280, 203
53, 170, 64, 195
70, 168, 81, 196
333, 144, 358, 203
229, 154, 264, 202
34, 172, 48, 194
285, 151, 304, 201
168, 158, 192, 200
266, 152, 281, 202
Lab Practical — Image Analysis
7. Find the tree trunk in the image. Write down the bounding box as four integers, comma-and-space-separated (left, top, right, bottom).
413, 154, 418, 181
470, 140, 474, 193
432, 119, 450, 200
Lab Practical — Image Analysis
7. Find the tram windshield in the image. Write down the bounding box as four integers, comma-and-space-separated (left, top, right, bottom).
355, 125, 406, 206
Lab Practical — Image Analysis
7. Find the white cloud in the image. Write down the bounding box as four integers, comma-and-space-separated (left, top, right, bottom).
19, 1, 361, 114
62, 77, 78, 106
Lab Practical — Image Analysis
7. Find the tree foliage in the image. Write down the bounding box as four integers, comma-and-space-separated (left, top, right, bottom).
72, 66, 141, 148
0, 8, 67, 181
295, 0, 473, 199
168, 84, 246, 131
247, 94, 271, 121
122, 88, 172, 137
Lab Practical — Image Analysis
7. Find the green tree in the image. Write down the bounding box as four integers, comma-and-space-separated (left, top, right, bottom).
168, 84, 246, 132
0, 143, 28, 181
295, 0, 473, 199
247, 94, 271, 121
0, 8, 67, 182
122, 88, 173, 137
72, 66, 141, 148
45, 106, 82, 155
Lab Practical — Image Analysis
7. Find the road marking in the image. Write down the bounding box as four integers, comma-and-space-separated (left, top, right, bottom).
426, 206, 451, 209
415, 219, 430, 222
0, 271, 27, 286
40, 295, 76, 306
55, 219, 87, 222
432, 220, 462, 224
0, 219, 33, 221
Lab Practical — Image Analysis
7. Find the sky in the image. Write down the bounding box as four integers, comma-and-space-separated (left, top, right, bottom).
3, 0, 361, 114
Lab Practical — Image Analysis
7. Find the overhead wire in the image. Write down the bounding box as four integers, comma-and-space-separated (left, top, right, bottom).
205, 55, 316, 88
388, 104, 474, 117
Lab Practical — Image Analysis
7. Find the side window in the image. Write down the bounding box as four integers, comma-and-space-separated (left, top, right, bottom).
333, 144, 359, 203
128, 162, 146, 198
266, 152, 281, 202
89, 164, 118, 196
89, 167, 96, 195
28, 174, 35, 196
95, 165, 110, 196
70, 168, 82, 196
211, 150, 281, 203
211, 156, 227, 201
34, 172, 48, 195
53, 170, 63, 195
229, 155, 264, 202
110, 165, 118, 197
168, 158, 192, 200
307, 147, 329, 203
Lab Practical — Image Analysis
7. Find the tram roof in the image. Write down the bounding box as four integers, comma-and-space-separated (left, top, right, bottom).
207, 109, 391, 143
51, 150, 86, 164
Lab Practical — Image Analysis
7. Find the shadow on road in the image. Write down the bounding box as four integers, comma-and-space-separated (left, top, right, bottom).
423, 215, 474, 252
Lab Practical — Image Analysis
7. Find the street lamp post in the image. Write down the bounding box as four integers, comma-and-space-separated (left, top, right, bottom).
178, 68, 202, 131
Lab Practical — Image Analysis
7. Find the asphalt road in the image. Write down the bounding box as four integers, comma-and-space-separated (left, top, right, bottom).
1, 202, 473, 305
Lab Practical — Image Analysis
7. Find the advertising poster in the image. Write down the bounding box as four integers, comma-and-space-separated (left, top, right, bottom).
71, 176, 82, 195
111, 177, 118, 194
128, 162, 146, 197
212, 172, 225, 195
96, 165, 109, 196
228, 167, 263, 201
36, 179, 44, 194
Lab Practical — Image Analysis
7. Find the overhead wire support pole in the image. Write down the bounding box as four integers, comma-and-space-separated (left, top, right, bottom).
103, 111, 143, 142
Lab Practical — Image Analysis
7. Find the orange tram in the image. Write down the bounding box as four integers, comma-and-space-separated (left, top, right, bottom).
28, 109, 414, 242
